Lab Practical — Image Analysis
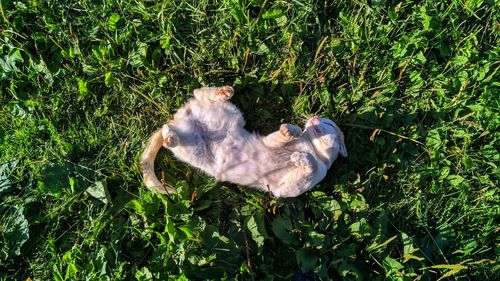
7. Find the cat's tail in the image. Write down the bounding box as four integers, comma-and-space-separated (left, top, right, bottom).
140, 130, 175, 194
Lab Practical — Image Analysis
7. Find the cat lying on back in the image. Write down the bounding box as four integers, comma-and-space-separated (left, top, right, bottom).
140, 86, 347, 198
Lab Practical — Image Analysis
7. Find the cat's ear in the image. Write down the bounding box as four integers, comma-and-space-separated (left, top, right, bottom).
331, 122, 347, 157
339, 140, 348, 157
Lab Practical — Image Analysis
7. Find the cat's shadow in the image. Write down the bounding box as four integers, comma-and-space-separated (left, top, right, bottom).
232, 83, 300, 134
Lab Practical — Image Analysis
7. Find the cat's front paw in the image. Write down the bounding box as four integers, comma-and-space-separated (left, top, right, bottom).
280, 124, 301, 140
290, 152, 312, 167
162, 124, 178, 148
217, 86, 234, 100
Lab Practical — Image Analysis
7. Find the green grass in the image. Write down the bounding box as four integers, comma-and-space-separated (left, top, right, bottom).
1, 0, 499, 280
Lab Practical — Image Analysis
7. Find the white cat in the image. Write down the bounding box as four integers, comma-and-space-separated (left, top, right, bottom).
140, 86, 347, 198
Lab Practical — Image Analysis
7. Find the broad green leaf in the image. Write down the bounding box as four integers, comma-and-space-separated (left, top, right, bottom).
227, 0, 245, 25
272, 216, 295, 245
165, 217, 176, 242
296, 248, 317, 273
178, 224, 194, 239
335, 261, 365, 280
108, 13, 120, 31
137, 191, 162, 220
7, 101, 31, 119
129, 43, 148, 67
447, 175, 465, 187
104, 72, 114, 87
451, 56, 469, 66
246, 212, 269, 250
93, 247, 108, 276
382, 256, 403, 273
414, 51, 427, 65
420, 6, 432, 30
86, 180, 111, 204
348, 194, 369, 213
37, 163, 70, 197
127, 199, 144, 216
391, 42, 407, 58
467, 104, 484, 112
0, 205, 29, 261
474, 63, 490, 81
409, 71, 424, 90
439, 166, 451, 179
0, 49, 23, 79
174, 274, 189, 281
348, 218, 374, 240
82, 63, 98, 74
77, 78, 88, 95
255, 40, 270, 55
135, 267, 153, 281
202, 225, 240, 266
465, 0, 484, 9
261, 9, 284, 19
0, 160, 17, 193
425, 130, 441, 148
308, 231, 325, 247
193, 199, 211, 211
69, 176, 77, 193
462, 156, 473, 170
311, 191, 344, 219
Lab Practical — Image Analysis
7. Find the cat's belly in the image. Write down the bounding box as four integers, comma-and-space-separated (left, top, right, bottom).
209, 132, 271, 189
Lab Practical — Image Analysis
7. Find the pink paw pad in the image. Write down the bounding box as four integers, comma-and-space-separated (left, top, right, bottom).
280, 124, 300, 139
217, 86, 234, 100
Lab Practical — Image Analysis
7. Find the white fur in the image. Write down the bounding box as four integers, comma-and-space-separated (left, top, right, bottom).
140, 86, 347, 198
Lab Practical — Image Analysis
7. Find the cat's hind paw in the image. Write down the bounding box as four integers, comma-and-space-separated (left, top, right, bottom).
280, 124, 301, 140
193, 86, 234, 102
162, 125, 178, 148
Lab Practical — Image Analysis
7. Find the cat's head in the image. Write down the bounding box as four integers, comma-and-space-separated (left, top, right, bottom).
304, 117, 347, 167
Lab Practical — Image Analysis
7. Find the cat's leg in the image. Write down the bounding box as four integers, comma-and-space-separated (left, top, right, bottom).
190, 86, 245, 129
163, 123, 215, 173
161, 124, 179, 148
193, 86, 234, 102
272, 152, 321, 197
262, 124, 302, 148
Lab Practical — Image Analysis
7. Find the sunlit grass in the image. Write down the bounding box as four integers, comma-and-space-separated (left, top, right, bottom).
0, 0, 498, 280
